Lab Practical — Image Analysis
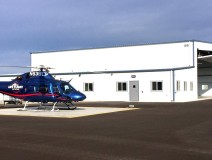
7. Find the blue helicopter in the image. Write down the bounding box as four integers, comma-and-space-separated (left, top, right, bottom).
0, 65, 86, 111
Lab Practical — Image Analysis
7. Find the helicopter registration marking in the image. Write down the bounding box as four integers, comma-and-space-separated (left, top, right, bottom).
30, 71, 48, 77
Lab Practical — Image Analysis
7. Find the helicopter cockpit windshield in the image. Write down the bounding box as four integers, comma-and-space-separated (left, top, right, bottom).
60, 83, 76, 94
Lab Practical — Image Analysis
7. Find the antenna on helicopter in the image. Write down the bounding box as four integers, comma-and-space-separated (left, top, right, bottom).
68, 78, 73, 83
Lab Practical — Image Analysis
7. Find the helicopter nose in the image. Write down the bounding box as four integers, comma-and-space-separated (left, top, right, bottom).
71, 92, 86, 101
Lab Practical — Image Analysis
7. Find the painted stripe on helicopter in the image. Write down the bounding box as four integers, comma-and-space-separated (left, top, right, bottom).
56, 98, 68, 101
0, 91, 59, 98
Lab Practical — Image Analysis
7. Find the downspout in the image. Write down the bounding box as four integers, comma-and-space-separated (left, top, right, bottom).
171, 70, 175, 102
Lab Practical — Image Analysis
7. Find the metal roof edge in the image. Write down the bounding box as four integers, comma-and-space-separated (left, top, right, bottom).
30, 40, 211, 55
0, 66, 195, 78
51, 66, 195, 76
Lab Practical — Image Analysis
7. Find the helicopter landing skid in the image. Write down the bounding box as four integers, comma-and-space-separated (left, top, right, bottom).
68, 106, 77, 110
64, 102, 77, 110
17, 101, 29, 111
18, 101, 75, 111
51, 102, 59, 112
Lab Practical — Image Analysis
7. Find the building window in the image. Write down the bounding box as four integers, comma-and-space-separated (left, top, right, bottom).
177, 81, 180, 91
202, 85, 208, 91
84, 83, 94, 92
151, 81, 163, 91
117, 82, 127, 91
184, 81, 187, 91
190, 81, 193, 91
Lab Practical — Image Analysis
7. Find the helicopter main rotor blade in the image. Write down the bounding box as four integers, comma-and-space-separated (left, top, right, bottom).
0, 66, 32, 68
0, 65, 54, 70
0, 65, 55, 74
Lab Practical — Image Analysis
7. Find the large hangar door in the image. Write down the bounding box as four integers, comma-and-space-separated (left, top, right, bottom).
198, 50, 212, 97
129, 81, 139, 101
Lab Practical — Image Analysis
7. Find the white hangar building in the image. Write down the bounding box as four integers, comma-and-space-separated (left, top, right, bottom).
29, 40, 212, 102
1, 40, 212, 102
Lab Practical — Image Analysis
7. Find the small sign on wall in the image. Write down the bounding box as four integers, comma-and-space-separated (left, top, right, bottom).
131, 75, 136, 78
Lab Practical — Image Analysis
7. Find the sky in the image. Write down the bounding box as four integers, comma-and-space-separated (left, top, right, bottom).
0, 0, 212, 74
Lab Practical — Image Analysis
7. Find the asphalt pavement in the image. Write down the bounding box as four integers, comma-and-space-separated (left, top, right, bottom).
0, 100, 211, 160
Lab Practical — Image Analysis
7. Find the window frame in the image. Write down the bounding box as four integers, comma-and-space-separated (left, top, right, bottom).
117, 82, 128, 92
151, 81, 163, 92
184, 81, 187, 91
177, 81, 181, 91
190, 81, 193, 91
84, 82, 94, 92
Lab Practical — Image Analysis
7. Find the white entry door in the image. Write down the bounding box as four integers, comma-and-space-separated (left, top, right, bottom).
129, 81, 139, 101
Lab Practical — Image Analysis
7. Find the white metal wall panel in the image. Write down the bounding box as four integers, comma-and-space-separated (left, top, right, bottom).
174, 68, 198, 101
54, 70, 196, 102
31, 41, 194, 73
0, 68, 197, 102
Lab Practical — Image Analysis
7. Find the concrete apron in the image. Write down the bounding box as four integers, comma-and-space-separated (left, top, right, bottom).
0, 106, 138, 118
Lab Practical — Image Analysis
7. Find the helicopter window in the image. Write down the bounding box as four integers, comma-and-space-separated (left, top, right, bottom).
39, 86, 48, 93
26, 73, 31, 79
28, 85, 37, 93
33, 86, 37, 92
53, 86, 60, 93
60, 83, 75, 94
16, 75, 23, 81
